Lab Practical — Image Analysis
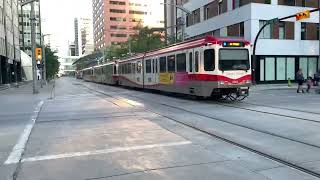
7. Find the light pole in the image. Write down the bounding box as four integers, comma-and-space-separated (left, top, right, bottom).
161, 2, 192, 42
21, 0, 40, 94
41, 34, 50, 85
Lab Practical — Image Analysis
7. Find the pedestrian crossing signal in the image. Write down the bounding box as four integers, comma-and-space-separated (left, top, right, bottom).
35, 48, 42, 61
296, 10, 310, 21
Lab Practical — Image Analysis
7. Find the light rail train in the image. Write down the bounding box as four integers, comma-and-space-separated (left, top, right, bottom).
79, 36, 252, 100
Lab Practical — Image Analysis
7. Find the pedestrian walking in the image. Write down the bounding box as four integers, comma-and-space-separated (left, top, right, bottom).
314, 70, 320, 86
306, 76, 313, 93
296, 69, 305, 93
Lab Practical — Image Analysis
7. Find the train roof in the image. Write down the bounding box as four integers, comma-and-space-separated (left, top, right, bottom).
118, 36, 250, 63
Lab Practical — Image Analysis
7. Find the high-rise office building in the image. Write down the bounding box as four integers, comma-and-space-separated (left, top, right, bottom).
0, 0, 21, 84
92, 0, 165, 49
74, 18, 94, 56
19, 1, 41, 57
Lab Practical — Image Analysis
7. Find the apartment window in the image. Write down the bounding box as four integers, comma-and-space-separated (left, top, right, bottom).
110, 17, 126, 22
111, 34, 127, 37
110, 1, 126, 5
110, 9, 126, 13
193, 9, 200, 24
186, 14, 193, 27
259, 20, 271, 39
110, 26, 126, 30
218, 1, 223, 14
302, 0, 306, 6
301, 22, 306, 40
129, 10, 147, 15
279, 22, 285, 39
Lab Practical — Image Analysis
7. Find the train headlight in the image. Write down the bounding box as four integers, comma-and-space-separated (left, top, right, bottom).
246, 80, 252, 84
219, 81, 225, 85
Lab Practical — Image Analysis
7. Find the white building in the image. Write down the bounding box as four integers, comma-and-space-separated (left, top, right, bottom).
175, 0, 320, 83
74, 18, 94, 56
19, 1, 41, 57
58, 56, 81, 76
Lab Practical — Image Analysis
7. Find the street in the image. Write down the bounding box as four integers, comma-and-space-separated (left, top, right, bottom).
1, 77, 320, 180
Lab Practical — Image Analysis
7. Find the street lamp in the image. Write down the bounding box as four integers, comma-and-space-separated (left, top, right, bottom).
21, 0, 40, 94
161, 2, 192, 42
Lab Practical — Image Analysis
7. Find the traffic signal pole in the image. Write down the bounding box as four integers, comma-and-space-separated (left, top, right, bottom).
252, 8, 320, 85
30, 2, 38, 94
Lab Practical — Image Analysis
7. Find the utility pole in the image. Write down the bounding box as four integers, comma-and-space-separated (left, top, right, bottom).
42, 34, 50, 85
30, 1, 38, 94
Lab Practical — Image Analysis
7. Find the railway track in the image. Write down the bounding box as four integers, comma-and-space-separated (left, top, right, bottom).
83, 83, 320, 179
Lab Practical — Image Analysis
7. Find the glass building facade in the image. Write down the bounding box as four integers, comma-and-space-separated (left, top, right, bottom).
257, 56, 320, 83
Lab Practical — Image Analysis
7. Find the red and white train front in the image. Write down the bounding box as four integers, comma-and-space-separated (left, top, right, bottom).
196, 38, 251, 99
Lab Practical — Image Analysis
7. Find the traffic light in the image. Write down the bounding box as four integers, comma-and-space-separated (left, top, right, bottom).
35, 48, 42, 61
296, 10, 310, 21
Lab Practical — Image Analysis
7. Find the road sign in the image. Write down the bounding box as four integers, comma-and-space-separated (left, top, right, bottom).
267, 18, 279, 24
296, 10, 310, 21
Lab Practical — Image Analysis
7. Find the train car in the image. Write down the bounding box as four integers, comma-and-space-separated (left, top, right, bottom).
82, 62, 118, 85
83, 36, 252, 100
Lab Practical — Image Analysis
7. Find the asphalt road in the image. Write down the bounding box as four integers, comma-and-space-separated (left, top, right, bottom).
1, 77, 320, 180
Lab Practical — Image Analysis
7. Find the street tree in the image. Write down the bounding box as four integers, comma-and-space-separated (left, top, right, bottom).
45, 46, 60, 79
102, 26, 165, 61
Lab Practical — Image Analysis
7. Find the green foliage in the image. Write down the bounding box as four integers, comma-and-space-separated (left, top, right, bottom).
103, 26, 165, 61
45, 46, 60, 79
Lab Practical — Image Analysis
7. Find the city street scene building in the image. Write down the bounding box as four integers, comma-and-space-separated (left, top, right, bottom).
58, 56, 80, 76
2, 0, 320, 180
74, 17, 94, 56
19, 1, 41, 57
92, 0, 165, 49
174, 0, 320, 83
0, 0, 21, 85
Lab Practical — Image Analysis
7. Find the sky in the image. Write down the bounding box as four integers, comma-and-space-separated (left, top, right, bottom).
41, 0, 92, 57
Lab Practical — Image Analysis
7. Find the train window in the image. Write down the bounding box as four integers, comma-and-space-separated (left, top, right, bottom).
155, 59, 158, 73
152, 59, 154, 73
204, 49, 215, 71
132, 63, 135, 74
137, 61, 142, 73
195, 51, 199, 72
189, 52, 193, 72
167, 55, 176, 73
113, 65, 116, 74
176, 53, 187, 72
160, 57, 167, 73
146, 59, 152, 74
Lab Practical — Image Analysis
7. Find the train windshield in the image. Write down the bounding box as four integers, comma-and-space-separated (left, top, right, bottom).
219, 49, 250, 71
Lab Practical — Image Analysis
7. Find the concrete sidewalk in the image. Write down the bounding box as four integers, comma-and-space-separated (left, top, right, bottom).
0, 81, 54, 180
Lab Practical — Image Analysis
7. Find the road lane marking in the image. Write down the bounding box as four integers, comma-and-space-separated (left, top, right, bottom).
15, 141, 192, 164
4, 101, 44, 165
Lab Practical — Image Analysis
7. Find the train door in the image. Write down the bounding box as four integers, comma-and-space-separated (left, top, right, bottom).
136, 60, 143, 87
154, 58, 159, 85
144, 59, 153, 87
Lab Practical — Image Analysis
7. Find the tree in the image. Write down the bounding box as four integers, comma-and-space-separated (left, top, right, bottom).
45, 46, 60, 79
102, 26, 165, 61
